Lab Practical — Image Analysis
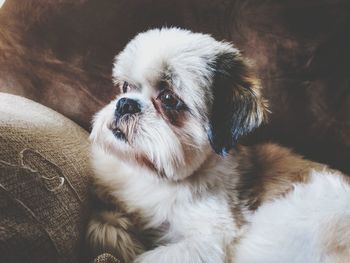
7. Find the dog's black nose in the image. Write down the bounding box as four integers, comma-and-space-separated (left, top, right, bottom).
115, 98, 141, 116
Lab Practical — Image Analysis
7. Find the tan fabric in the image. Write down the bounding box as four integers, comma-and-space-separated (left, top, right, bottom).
0, 93, 92, 263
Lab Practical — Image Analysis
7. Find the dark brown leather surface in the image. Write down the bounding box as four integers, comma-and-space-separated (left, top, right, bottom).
0, 0, 349, 174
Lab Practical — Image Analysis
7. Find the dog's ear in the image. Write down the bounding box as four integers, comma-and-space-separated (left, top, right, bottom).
208, 50, 268, 155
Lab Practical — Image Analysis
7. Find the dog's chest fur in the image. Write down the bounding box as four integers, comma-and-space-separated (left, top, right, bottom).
92, 142, 323, 236
92, 145, 241, 242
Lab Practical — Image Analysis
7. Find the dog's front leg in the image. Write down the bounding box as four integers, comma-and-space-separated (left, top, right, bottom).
86, 210, 145, 263
134, 235, 225, 263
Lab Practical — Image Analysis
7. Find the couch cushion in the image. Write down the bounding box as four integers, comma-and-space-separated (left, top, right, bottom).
0, 93, 91, 263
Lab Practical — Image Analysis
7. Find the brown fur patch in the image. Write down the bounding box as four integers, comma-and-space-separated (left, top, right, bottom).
234, 143, 328, 210
231, 203, 247, 228
208, 51, 269, 154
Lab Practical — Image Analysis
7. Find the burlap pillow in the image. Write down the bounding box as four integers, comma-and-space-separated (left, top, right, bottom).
0, 93, 91, 263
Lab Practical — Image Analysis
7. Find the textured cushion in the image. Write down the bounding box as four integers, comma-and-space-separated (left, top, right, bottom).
0, 93, 91, 263
92, 253, 120, 263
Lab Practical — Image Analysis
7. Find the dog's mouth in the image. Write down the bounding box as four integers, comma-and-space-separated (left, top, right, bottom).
112, 127, 127, 141
109, 119, 128, 142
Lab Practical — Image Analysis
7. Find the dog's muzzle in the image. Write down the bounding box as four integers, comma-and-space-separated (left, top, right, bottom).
115, 98, 141, 117
111, 98, 141, 141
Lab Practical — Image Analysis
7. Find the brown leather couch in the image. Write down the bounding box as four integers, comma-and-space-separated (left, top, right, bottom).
0, 0, 349, 262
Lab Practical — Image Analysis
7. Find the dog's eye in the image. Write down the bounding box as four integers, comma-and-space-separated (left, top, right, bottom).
159, 90, 179, 109
122, 81, 130, 93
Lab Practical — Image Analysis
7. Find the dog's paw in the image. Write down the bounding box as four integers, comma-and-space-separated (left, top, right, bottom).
87, 211, 144, 263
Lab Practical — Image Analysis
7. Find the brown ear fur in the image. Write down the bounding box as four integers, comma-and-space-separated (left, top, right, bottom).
208, 51, 268, 155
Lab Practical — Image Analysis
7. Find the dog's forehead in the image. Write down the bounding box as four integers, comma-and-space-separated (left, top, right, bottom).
113, 28, 223, 89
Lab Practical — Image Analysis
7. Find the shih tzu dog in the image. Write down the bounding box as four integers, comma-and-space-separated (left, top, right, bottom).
87, 28, 350, 263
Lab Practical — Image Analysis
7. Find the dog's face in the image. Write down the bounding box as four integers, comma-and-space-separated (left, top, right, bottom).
91, 28, 268, 180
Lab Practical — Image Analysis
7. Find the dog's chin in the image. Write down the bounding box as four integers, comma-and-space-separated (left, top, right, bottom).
107, 114, 138, 144
109, 121, 128, 143
102, 118, 159, 174
97, 128, 211, 181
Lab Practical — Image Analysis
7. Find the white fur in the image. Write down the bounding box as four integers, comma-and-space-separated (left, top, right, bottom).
90, 143, 241, 263
235, 170, 350, 263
